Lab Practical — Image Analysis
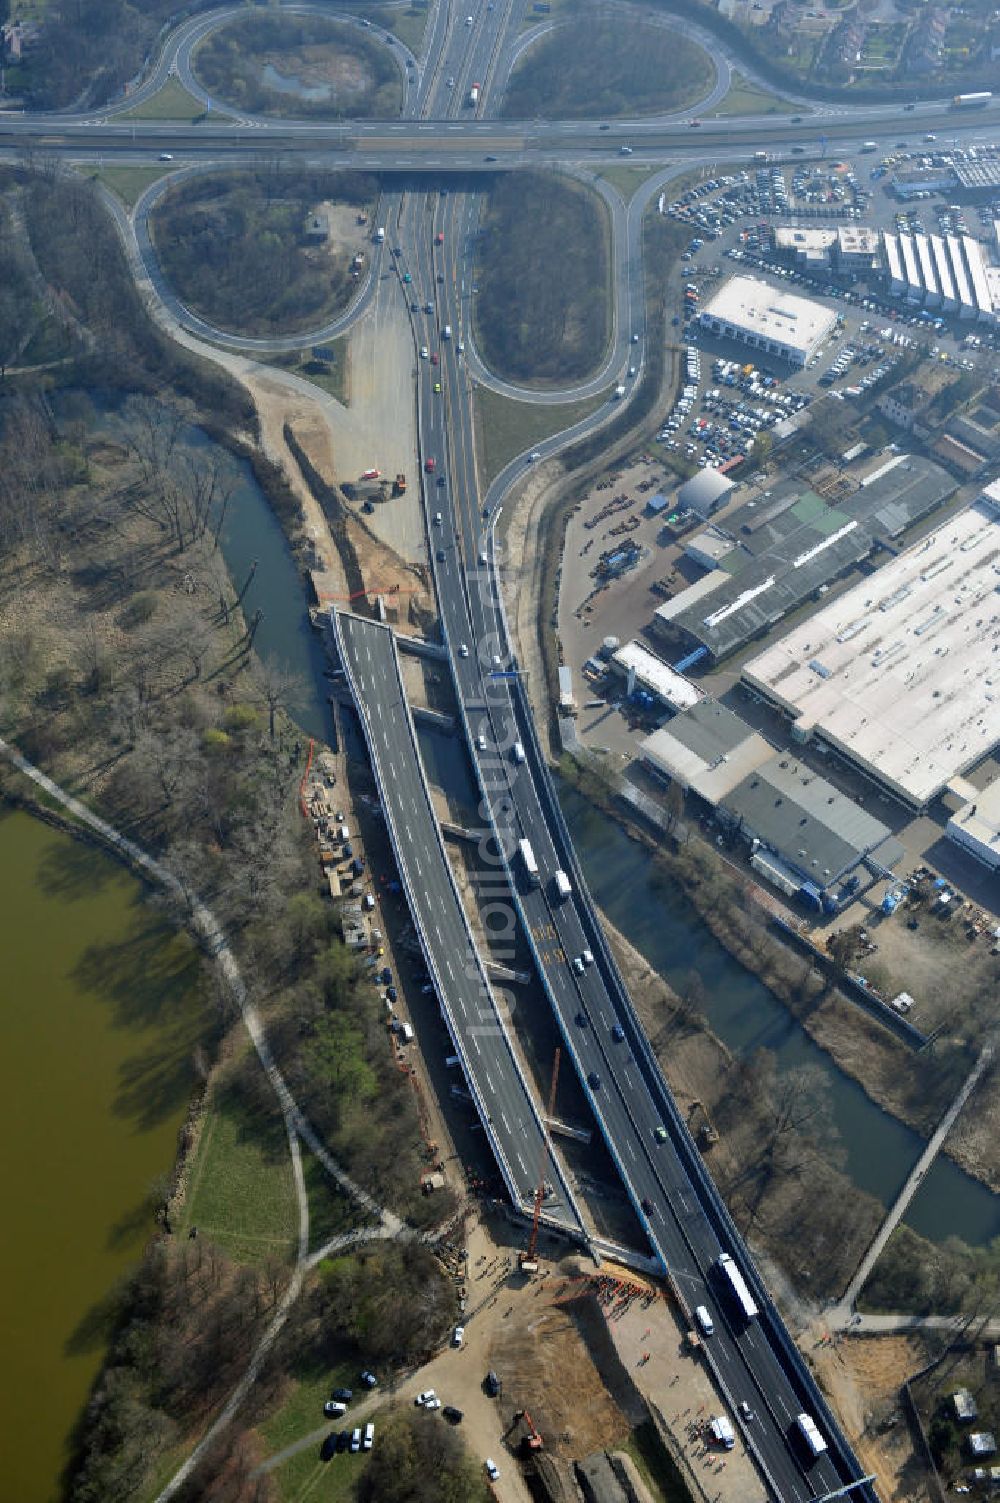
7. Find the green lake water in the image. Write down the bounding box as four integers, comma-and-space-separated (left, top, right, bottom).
0, 807, 206, 1502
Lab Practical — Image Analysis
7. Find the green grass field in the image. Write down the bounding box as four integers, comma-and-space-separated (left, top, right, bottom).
710, 73, 800, 117
118, 76, 206, 121
598, 164, 664, 198
176, 1071, 298, 1264
271, 1440, 368, 1502
302, 1150, 363, 1251
272, 339, 351, 407
475, 387, 605, 488
89, 164, 175, 208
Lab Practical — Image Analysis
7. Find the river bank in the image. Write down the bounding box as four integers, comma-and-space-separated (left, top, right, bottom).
559, 756, 1000, 1212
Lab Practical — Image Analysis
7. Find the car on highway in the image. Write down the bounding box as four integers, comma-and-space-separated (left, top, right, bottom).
640, 1198, 653, 1214
433, 511, 443, 525
457, 341, 465, 353
527, 450, 541, 462
587, 1071, 601, 1090
739, 1401, 753, 1420
425, 457, 436, 472
425, 302, 434, 314
619, 145, 633, 155
158, 151, 174, 161
485, 154, 497, 162
611, 1023, 625, 1042
447, 75, 455, 86
434, 382, 442, 393
653, 1126, 667, 1143
430, 352, 440, 365
599, 123, 610, 130
572, 957, 585, 975
403, 272, 412, 283
419, 346, 429, 359
458, 643, 469, 657
575, 1010, 588, 1027
436, 549, 446, 562
436, 474, 446, 487
435, 232, 444, 245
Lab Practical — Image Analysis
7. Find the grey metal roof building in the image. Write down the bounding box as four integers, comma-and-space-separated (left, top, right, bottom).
720, 756, 903, 889
677, 468, 735, 519
641, 698, 772, 803
652, 456, 954, 664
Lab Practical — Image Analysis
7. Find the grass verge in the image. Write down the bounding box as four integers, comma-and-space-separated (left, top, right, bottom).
271, 1442, 368, 1502
272, 339, 350, 406
598, 164, 665, 198
176, 1070, 299, 1264
710, 72, 800, 117
622, 1419, 693, 1502
474, 386, 606, 488
117, 76, 206, 121
87, 164, 175, 208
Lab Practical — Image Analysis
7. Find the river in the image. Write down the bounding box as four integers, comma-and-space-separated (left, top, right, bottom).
199, 416, 1000, 1247
0, 808, 207, 1503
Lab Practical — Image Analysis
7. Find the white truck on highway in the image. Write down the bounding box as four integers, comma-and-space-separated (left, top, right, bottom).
794, 1412, 827, 1460
518, 839, 539, 886
553, 869, 572, 900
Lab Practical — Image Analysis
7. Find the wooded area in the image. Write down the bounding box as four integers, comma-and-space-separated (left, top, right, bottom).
474, 171, 610, 385
192, 13, 402, 119
502, 13, 713, 120
151, 167, 378, 336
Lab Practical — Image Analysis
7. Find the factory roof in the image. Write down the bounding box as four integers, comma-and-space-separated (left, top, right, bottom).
677, 468, 735, 517
654, 457, 955, 662
700, 276, 837, 357
611, 641, 703, 711
721, 755, 902, 885
640, 698, 772, 802
686, 526, 737, 568
742, 501, 1000, 806
947, 773, 1000, 868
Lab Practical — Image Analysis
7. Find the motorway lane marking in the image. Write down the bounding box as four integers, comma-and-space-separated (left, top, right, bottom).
626, 1141, 636, 1160
501, 1112, 511, 1132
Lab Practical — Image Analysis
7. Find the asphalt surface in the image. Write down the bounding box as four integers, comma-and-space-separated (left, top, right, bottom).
334, 609, 582, 1235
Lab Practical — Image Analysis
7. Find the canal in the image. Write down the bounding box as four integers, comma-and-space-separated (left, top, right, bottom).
0, 808, 207, 1503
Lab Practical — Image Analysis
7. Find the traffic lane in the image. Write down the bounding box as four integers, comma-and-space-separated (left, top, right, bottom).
456, 620, 846, 1493
337, 616, 575, 1217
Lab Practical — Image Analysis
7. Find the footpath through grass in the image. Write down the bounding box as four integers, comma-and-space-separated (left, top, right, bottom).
118, 75, 206, 120
177, 1069, 299, 1264
475, 386, 606, 488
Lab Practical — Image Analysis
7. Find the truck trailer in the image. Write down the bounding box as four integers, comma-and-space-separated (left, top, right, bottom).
518, 839, 539, 886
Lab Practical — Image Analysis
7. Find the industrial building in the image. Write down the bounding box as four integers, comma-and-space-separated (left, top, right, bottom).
651, 455, 955, 666
676, 468, 735, 520
607, 641, 703, 716
879, 231, 995, 321
640, 698, 773, 803
641, 701, 900, 906
697, 276, 838, 367
742, 499, 1000, 808
947, 775, 1000, 871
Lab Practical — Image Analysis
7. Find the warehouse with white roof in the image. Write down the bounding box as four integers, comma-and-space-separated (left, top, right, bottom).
697, 276, 837, 367
742, 501, 1000, 808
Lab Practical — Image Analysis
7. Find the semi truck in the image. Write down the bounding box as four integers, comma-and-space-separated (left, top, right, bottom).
953, 91, 993, 107
715, 1252, 759, 1323
793, 1412, 827, 1460
518, 839, 539, 886
468, 82, 480, 106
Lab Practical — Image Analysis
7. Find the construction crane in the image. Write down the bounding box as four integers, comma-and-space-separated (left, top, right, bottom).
520, 1047, 560, 1273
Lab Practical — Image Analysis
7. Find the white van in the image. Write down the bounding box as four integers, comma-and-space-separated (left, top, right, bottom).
363, 1422, 374, 1451
695, 1304, 715, 1336
512, 741, 525, 764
